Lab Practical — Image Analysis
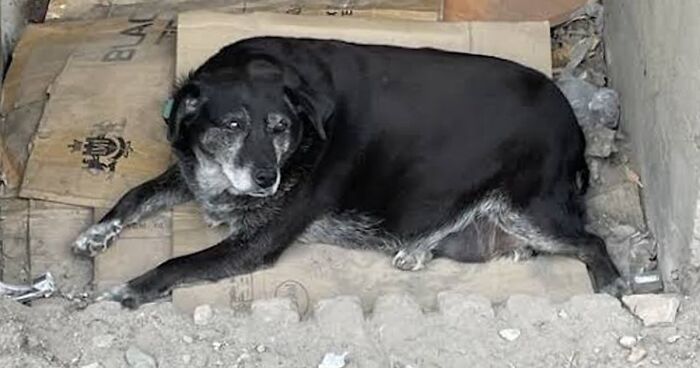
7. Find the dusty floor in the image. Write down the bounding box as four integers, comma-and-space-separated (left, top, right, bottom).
1, 292, 697, 368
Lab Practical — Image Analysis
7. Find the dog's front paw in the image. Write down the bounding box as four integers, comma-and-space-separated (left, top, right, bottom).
392, 249, 433, 271
99, 268, 173, 309
73, 220, 123, 257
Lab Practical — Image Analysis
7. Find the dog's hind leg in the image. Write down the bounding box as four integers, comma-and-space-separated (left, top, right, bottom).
391, 195, 504, 271
491, 197, 627, 296
73, 165, 192, 257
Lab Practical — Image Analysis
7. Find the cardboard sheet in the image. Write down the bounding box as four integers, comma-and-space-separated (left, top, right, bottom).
176, 11, 551, 76
18, 19, 175, 208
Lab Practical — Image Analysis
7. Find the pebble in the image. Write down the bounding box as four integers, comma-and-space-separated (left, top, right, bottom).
618, 335, 637, 349
212, 341, 223, 350
498, 328, 521, 342
256, 344, 267, 353
182, 335, 194, 344
666, 335, 681, 344
622, 294, 681, 327
125, 346, 157, 368
92, 334, 115, 349
627, 347, 647, 363
182, 355, 191, 364
80, 363, 102, 368
193, 304, 213, 326
651, 358, 661, 365
318, 352, 348, 368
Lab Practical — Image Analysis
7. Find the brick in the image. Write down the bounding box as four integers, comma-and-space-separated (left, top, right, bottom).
371, 293, 424, 344
437, 292, 494, 321
0, 199, 30, 283
251, 298, 299, 325
314, 296, 366, 341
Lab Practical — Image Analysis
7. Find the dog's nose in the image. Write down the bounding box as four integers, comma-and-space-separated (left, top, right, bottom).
253, 168, 277, 188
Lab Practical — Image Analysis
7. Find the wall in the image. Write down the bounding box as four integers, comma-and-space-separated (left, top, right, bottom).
605, 0, 700, 292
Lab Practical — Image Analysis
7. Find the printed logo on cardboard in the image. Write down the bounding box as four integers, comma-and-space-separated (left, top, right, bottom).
68, 120, 133, 174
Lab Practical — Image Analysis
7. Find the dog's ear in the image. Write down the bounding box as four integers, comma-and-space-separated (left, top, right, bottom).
167, 81, 204, 141
282, 68, 334, 141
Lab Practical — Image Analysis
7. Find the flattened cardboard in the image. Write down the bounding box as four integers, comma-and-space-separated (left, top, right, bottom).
93, 208, 173, 290
443, 0, 586, 25
0, 18, 174, 197
27, 200, 93, 295
0, 199, 31, 283
176, 11, 551, 76
46, 0, 442, 22
19, 19, 175, 208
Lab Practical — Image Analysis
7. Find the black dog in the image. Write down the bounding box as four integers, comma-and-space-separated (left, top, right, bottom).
73, 37, 623, 308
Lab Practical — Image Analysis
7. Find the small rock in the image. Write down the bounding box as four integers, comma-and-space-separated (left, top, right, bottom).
622, 294, 681, 326
251, 298, 299, 324
558, 310, 569, 319
212, 341, 223, 350
125, 346, 157, 368
627, 347, 647, 363
583, 125, 616, 158
318, 352, 348, 368
182, 355, 191, 364
666, 335, 681, 344
92, 334, 115, 349
498, 328, 521, 342
193, 304, 213, 326
256, 344, 267, 353
593, 348, 601, 354
81, 363, 102, 368
651, 358, 661, 365
182, 335, 194, 344
618, 335, 637, 349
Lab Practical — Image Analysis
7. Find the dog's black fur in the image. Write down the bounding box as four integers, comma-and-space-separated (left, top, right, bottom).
73, 37, 623, 308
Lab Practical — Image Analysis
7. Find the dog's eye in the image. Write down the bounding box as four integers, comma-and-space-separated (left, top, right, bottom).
227, 120, 241, 129
267, 113, 289, 133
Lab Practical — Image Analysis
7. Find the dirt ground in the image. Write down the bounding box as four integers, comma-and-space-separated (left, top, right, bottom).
1, 292, 697, 368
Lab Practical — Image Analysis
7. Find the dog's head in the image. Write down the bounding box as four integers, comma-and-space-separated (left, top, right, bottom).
166, 57, 334, 197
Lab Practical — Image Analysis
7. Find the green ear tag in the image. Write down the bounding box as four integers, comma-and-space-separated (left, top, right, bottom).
162, 98, 174, 120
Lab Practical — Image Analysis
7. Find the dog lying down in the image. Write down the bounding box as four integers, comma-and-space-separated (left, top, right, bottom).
73, 36, 625, 308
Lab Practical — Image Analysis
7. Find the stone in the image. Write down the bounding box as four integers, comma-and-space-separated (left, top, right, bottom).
315, 296, 366, 341
92, 334, 115, 349
437, 292, 494, 321
251, 298, 299, 325
626, 347, 647, 363
256, 345, 267, 353
182, 335, 193, 344
371, 294, 424, 344
125, 346, 157, 368
583, 125, 616, 158
666, 335, 681, 344
193, 304, 213, 326
318, 352, 348, 368
498, 328, 521, 342
503, 295, 557, 325
182, 355, 191, 364
618, 335, 637, 349
622, 294, 681, 326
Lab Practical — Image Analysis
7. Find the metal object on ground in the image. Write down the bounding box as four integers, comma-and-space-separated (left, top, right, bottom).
0, 272, 56, 303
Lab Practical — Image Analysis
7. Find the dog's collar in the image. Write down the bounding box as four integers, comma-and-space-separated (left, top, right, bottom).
162, 98, 174, 121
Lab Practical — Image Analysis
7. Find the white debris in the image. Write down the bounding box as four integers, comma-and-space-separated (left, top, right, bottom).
666, 335, 682, 344
622, 294, 681, 327
256, 344, 267, 353
182, 335, 194, 344
182, 355, 191, 364
498, 328, 521, 342
618, 335, 637, 349
125, 346, 157, 368
318, 352, 348, 368
627, 347, 647, 363
81, 363, 102, 368
193, 304, 213, 326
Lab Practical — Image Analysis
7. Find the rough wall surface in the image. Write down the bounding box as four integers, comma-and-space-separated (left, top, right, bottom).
605, 0, 700, 292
